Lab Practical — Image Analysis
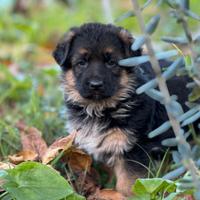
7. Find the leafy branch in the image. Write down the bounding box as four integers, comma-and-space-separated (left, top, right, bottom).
119, 0, 200, 199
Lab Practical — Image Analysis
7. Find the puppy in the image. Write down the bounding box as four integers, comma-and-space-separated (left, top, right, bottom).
52, 23, 190, 196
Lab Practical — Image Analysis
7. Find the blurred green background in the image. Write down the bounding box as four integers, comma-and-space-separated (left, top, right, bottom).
0, 0, 199, 159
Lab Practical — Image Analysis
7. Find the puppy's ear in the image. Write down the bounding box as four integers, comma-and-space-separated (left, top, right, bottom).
52, 27, 79, 68
118, 28, 142, 57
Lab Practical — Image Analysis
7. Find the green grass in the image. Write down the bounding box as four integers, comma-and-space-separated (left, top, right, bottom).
0, 64, 66, 157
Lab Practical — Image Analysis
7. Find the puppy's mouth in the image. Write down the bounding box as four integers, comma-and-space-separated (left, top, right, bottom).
83, 91, 111, 101
92, 94, 107, 100
88, 95, 110, 101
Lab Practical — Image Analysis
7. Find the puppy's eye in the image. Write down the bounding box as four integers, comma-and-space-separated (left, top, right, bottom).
106, 60, 116, 68
77, 60, 88, 68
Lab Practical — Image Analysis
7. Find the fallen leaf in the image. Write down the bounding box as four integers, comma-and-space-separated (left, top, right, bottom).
184, 195, 195, 200
176, 194, 195, 200
73, 169, 99, 197
66, 148, 92, 172
17, 122, 48, 160
8, 150, 38, 164
0, 162, 15, 170
42, 131, 77, 164
88, 189, 126, 200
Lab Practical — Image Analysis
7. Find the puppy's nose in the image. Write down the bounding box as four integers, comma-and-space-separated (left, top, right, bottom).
89, 80, 103, 90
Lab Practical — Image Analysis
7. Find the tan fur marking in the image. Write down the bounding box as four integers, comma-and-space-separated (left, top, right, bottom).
115, 70, 130, 99
71, 49, 88, 64
104, 47, 114, 54
97, 128, 130, 155
62, 31, 75, 43
114, 159, 137, 197
78, 48, 88, 55
114, 158, 147, 197
64, 70, 84, 103
118, 29, 133, 44
93, 128, 132, 165
120, 70, 129, 85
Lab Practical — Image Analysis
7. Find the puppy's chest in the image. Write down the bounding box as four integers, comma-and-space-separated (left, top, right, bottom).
72, 119, 107, 155
67, 115, 134, 165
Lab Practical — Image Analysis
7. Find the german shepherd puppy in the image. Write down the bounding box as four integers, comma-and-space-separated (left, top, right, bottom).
52, 23, 190, 196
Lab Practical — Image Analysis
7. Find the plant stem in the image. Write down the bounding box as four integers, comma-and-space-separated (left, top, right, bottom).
131, 0, 200, 193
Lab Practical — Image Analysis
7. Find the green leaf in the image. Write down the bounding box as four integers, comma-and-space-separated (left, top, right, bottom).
189, 86, 200, 102
2, 162, 74, 200
129, 193, 151, 200
184, 55, 193, 72
132, 178, 176, 196
1, 193, 14, 200
65, 193, 86, 200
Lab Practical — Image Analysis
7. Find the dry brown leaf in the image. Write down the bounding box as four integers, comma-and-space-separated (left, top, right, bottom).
185, 195, 195, 200
88, 189, 126, 200
176, 195, 195, 200
42, 131, 77, 164
74, 170, 99, 197
17, 122, 48, 160
0, 162, 15, 170
8, 150, 38, 164
66, 148, 92, 172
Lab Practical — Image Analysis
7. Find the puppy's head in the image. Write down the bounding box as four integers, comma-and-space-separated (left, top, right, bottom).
53, 23, 141, 104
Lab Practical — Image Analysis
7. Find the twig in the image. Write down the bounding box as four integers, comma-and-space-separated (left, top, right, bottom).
102, 0, 113, 23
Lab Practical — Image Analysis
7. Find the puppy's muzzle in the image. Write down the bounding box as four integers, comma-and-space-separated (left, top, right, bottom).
89, 80, 104, 91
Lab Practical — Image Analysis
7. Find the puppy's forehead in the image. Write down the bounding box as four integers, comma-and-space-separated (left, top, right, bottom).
71, 29, 124, 52
77, 47, 114, 55
71, 39, 123, 58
